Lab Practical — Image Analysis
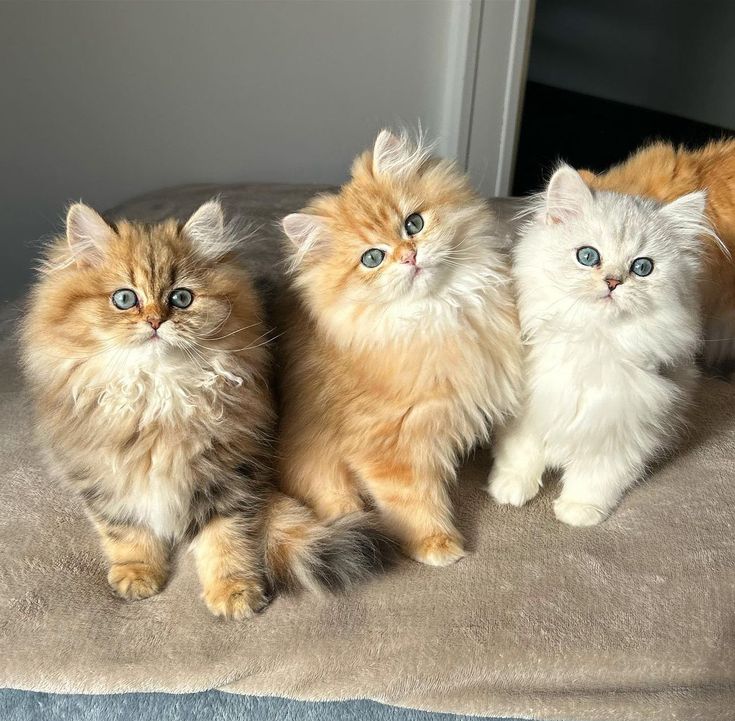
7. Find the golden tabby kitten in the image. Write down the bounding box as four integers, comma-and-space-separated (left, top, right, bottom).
278, 130, 523, 566
21, 200, 390, 619
579, 139, 735, 363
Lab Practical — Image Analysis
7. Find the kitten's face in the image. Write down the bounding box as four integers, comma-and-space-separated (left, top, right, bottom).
517, 166, 706, 324
38, 201, 252, 364
282, 131, 491, 319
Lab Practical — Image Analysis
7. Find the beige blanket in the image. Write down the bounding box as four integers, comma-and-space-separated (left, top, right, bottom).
1, 184, 733, 720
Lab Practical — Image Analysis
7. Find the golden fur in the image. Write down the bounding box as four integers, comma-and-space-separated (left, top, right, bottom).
21, 201, 390, 619
278, 131, 523, 565
579, 139, 735, 362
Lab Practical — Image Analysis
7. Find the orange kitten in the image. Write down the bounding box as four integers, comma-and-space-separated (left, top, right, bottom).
579, 139, 735, 363
21, 200, 391, 619
278, 130, 523, 566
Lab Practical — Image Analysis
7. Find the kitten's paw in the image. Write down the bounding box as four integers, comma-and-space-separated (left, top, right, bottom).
409, 533, 466, 567
203, 578, 270, 620
487, 471, 540, 507
554, 499, 608, 527
108, 562, 166, 600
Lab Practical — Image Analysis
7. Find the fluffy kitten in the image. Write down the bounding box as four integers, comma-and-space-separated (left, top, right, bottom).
21, 200, 389, 619
578, 139, 735, 364
278, 130, 522, 565
487, 165, 707, 526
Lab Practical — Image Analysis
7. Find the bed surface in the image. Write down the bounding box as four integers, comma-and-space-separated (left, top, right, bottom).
1, 184, 733, 721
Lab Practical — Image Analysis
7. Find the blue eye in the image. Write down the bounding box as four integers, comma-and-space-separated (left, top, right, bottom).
361, 248, 385, 268
111, 288, 138, 310
631, 257, 654, 277
576, 246, 600, 267
169, 288, 193, 308
404, 213, 424, 236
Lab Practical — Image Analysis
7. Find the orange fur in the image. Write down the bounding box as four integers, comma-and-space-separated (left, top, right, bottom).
579, 139, 735, 362
278, 131, 523, 566
21, 201, 391, 618
22, 202, 276, 617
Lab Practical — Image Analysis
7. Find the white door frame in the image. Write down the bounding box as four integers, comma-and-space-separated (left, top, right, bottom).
442, 0, 535, 197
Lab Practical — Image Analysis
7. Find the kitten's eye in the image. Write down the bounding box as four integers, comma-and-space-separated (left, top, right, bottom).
169, 288, 194, 308
111, 288, 138, 310
576, 246, 600, 267
631, 257, 654, 277
361, 248, 385, 268
404, 213, 424, 236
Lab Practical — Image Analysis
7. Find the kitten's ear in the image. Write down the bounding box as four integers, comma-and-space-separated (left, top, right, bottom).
372, 129, 428, 178
183, 199, 235, 259
545, 165, 593, 224
660, 191, 717, 253
66, 203, 115, 264
282, 213, 324, 251
660, 191, 707, 228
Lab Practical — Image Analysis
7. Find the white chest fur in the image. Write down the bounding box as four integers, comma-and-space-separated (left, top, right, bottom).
68, 349, 240, 537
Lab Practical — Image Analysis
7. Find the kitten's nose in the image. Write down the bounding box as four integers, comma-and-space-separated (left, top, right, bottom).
605, 277, 622, 291
146, 317, 162, 330
400, 249, 417, 266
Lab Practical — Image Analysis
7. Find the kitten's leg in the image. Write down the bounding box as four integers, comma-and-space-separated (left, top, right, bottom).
281, 447, 364, 522
192, 515, 268, 620
486, 414, 545, 507
95, 521, 171, 601
357, 460, 463, 567
554, 456, 641, 527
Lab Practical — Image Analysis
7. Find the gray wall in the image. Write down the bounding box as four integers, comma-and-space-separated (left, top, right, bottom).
0, 0, 463, 303
529, 0, 735, 130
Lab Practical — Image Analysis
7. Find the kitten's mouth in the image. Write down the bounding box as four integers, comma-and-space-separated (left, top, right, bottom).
407, 265, 424, 280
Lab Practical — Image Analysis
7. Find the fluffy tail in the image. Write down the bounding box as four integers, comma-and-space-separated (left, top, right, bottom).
263, 492, 394, 594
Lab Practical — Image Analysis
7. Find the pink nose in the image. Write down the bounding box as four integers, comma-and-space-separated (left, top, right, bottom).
147, 317, 162, 330
400, 250, 417, 266
606, 277, 621, 291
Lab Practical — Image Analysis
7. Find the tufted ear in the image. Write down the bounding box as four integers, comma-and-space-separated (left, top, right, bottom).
659, 190, 719, 258
372, 128, 430, 178
66, 202, 116, 264
660, 190, 707, 229
183, 199, 237, 259
545, 165, 594, 225
282, 213, 324, 248
281, 213, 328, 270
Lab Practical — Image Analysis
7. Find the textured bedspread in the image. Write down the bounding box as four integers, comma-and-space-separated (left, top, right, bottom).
1, 184, 733, 721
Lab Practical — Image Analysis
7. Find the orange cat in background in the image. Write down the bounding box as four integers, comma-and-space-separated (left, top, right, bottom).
578, 139, 735, 363
278, 130, 523, 566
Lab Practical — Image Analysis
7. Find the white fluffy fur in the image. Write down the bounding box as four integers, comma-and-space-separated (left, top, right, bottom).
58, 342, 254, 538
487, 165, 707, 526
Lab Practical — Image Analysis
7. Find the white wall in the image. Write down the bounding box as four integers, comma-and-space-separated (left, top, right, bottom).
0, 0, 457, 302
0, 0, 528, 302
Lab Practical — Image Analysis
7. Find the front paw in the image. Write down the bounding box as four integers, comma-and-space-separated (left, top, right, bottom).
487, 470, 541, 507
108, 562, 166, 600
554, 499, 608, 527
409, 533, 466, 567
203, 577, 270, 620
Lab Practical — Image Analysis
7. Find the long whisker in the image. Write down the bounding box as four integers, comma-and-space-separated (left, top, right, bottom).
197, 322, 260, 342
191, 329, 284, 354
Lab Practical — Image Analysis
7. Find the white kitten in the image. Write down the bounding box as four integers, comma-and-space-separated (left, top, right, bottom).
487, 165, 708, 526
